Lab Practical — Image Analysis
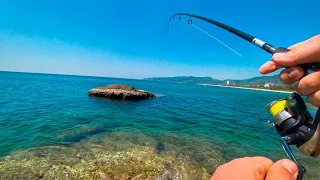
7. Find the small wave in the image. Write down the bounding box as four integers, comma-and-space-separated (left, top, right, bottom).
155, 94, 165, 97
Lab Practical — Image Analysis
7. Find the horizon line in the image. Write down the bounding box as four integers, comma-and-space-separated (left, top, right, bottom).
0, 70, 276, 81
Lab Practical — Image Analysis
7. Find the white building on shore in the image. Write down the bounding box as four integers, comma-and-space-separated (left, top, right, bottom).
264, 83, 273, 88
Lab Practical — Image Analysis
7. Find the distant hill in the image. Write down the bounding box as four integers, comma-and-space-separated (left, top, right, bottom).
144, 76, 222, 84
144, 75, 284, 86
225, 75, 283, 86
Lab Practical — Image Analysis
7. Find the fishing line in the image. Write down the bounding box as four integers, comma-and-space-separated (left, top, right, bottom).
169, 13, 316, 70
180, 19, 243, 57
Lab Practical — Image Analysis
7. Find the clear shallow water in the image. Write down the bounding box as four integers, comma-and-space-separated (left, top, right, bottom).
0, 71, 319, 179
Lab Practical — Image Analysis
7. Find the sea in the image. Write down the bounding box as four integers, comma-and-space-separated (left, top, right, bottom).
0, 71, 319, 179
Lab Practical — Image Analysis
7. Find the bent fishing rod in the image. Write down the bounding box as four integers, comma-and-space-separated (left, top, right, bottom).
168, 13, 317, 73
168, 13, 320, 180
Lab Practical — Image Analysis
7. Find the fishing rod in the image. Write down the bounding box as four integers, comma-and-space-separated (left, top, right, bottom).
168, 13, 317, 73
168, 13, 320, 180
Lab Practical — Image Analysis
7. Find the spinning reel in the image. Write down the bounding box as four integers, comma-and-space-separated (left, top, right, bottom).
260, 92, 320, 179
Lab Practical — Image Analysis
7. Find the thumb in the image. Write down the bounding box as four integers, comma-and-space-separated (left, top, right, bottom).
272, 35, 320, 67
265, 159, 298, 180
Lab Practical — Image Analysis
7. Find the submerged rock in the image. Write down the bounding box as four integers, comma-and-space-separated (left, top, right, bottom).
87, 84, 156, 100
0, 131, 219, 180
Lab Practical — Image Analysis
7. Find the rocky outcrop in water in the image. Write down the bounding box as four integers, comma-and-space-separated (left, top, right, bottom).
87, 84, 156, 100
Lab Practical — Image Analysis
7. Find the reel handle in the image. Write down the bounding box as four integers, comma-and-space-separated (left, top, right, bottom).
281, 137, 306, 180
297, 166, 306, 180
273, 47, 317, 74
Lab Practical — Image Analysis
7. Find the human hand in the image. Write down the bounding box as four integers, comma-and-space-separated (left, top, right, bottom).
259, 35, 320, 106
210, 157, 298, 180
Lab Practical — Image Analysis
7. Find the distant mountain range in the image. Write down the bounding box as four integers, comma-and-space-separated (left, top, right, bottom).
144, 75, 284, 86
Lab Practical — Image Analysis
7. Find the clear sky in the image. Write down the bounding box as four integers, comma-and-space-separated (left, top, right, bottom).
0, 0, 319, 79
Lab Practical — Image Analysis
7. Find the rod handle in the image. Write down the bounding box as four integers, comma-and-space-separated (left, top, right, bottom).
274, 47, 318, 74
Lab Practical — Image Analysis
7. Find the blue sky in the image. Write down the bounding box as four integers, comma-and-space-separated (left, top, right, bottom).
0, 0, 319, 79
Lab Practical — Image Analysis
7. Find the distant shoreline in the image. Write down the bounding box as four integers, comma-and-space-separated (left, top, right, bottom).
198, 84, 291, 94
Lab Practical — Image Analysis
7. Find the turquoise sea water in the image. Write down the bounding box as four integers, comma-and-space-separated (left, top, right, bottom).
0, 71, 319, 179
